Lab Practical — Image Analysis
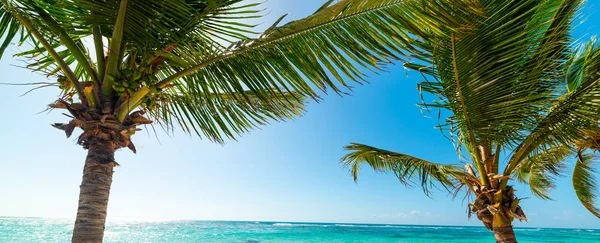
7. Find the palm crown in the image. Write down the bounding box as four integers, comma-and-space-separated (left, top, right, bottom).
342, 0, 600, 233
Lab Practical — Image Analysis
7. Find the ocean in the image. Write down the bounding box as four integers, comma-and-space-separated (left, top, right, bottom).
0, 217, 598, 242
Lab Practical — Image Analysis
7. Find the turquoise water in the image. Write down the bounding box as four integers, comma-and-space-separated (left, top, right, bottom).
0, 217, 598, 242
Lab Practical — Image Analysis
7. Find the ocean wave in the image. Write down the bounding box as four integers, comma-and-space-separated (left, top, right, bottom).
334, 224, 356, 227
272, 223, 293, 227
272, 223, 327, 227
270, 223, 461, 230
376, 226, 445, 230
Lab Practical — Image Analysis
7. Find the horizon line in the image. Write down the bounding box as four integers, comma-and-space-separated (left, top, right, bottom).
1, 215, 598, 231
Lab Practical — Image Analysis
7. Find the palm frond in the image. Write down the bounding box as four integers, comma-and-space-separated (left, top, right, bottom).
515, 144, 571, 200
505, 36, 600, 175
411, 0, 581, 152
143, 0, 483, 140
573, 152, 600, 218
146, 90, 305, 143
3, 0, 258, 81
574, 129, 600, 152
566, 37, 599, 92
29, 0, 256, 49
0, 2, 24, 58
341, 143, 467, 196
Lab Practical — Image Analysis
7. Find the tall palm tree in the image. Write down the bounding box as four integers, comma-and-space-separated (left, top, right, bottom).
0, 0, 481, 242
342, 0, 600, 242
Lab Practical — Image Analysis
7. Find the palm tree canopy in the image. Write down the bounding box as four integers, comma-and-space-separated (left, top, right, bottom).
0, 0, 483, 143
343, 0, 600, 219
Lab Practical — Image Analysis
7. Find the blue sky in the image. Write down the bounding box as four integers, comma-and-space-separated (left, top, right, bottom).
1, 0, 599, 229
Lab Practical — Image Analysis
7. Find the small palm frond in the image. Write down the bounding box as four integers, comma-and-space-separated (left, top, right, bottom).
573, 152, 600, 218
515, 144, 571, 200
566, 37, 599, 92
146, 90, 305, 143
341, 143, 467, 196
0, 2, 24, 58
574, 129, 600, 152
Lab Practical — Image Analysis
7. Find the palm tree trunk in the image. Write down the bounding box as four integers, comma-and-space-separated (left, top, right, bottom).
493, 225, 517, 243
72, 140, 117, 243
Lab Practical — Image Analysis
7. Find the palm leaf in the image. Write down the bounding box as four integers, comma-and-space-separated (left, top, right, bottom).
146, 90, 305, 143
573, 152, 600, 218
0, 2, 23, 58
341, 143, 468, 196
505, 36, 600, 176
566, 37, 599, 92
140, 0, 483, 141
411, 0, 580, 153
159, 0, 484, 92
515, 144, 571, 200
2, 0, 258, 81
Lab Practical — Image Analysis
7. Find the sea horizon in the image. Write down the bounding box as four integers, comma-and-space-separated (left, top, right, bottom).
2, 216, 599, 242
1, 215, 598, 231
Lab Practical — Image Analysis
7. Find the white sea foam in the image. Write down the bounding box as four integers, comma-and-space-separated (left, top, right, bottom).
272, 223, 325, 227
334, 224, 356, 227
270, 223, 460, 230
272, 223, 293, 227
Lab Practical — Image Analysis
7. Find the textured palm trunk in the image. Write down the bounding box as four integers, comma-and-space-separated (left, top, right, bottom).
492, 225, 517, 243
72, 140, 117, 243
470, 184, 525, 243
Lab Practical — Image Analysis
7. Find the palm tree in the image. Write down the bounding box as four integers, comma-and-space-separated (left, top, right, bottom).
0, 0, 482, 242
341, 0, 600, 242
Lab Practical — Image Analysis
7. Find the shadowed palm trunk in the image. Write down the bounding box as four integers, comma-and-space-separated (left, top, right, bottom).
493, 225, 517, 243
72, 140, 117, 243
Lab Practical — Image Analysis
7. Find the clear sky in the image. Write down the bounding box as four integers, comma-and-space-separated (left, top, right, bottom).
0, 0, 599, 229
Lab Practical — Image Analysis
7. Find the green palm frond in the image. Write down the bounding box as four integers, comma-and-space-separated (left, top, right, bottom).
505, 36, 600, 176
574, 129, 600, 152
158, 0, 484, 92
412, 0, 580, 152
147, 90, 305, 143
341, 143, 467, 195
133, 0, 484, 142
566, 37, 599, 92
3, 0, 258, 80
515, 144, 571, 200
573, 152, 600, 218
23, 0, 254, 49
0, 2, 23, 58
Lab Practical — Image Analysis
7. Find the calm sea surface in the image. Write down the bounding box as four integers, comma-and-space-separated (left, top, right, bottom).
0, 217, 598, 242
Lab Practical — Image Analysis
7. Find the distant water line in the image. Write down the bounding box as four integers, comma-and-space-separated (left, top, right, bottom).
1, 217, 598, 242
